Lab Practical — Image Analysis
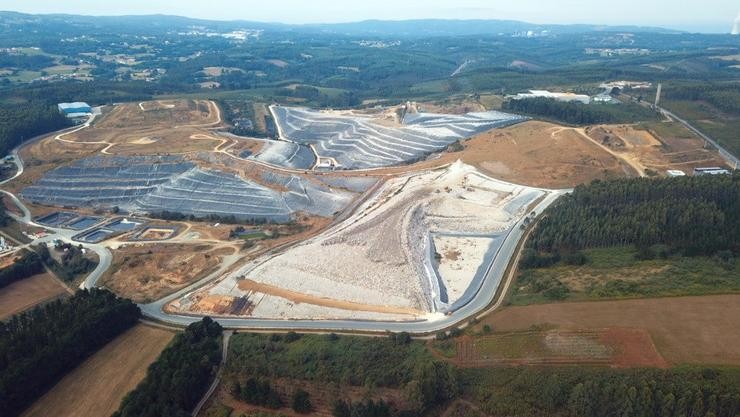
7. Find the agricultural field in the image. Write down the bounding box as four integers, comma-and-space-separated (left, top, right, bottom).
477, 294, 740, 365
21, 324, 174, 417
435, 328, 666, 368
0, 272, 69, 319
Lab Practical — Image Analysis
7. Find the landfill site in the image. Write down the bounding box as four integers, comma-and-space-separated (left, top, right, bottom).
171, 161, 551, 320
8, 97, 716, 324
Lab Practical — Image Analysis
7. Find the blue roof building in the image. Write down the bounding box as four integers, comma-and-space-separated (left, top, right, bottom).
58, 102, 92, 116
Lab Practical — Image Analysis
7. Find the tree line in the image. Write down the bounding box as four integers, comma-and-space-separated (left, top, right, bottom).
527, 174, 739, 259
0, 53, 55, 71
0, 250, 44, 289
0, 289, 140, 416
0, 102, 70, 156
113, 317, 222, 417
0, 196, 10, 226
663, 83, 740, 115
502, 97, 655, 125
464, 366, 740, 417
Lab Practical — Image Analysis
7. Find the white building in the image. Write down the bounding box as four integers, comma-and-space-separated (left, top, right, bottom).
510, 90, 591, 104
694, 167, 730, 176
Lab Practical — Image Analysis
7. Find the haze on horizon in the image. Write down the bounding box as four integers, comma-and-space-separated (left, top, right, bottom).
0, 0, 738, 33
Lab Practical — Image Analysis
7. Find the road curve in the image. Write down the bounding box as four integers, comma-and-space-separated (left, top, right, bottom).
2, 106, 566, 334
0, 112, 113, 291
140, 190, 565, 333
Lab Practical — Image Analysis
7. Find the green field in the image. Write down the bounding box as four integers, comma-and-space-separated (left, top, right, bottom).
661, 98, 740, 156
511, 246, 740, 305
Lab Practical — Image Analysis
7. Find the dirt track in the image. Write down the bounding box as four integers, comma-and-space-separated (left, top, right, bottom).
482, 295, 740, 365
238, 278, 424, 315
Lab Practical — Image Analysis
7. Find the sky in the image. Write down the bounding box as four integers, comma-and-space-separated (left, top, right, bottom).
0, 0, 738, 33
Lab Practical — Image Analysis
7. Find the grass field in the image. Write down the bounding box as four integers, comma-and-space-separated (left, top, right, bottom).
0, 272, 69, 319
478, 294, 740, 365
433, 327, 667, 368
21, 324, 174, 417
511, 246, 740, 305
661, 98, 740, 157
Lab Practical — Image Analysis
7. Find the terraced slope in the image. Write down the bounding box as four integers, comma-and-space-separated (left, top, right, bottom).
136, 169, 292, 222
248, 140, 315, 170
21, 156, 192, 208
272, 106, 525, 169
21, 156, 356, 222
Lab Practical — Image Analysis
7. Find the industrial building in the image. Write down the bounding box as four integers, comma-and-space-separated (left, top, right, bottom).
693, 167, 730, 176
509, 90, 591, 104
58, 102, 92, 119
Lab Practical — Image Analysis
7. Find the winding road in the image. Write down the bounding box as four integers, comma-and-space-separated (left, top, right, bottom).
139, 189, 564, 333
1, 102, 565, 334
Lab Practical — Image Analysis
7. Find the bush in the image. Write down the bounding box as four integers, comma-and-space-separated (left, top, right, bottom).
238, 378, 282, 409
292, 389, 312, 414
543, 284, 569, 300
562, 251, 588, 266
0, 250, 44, 289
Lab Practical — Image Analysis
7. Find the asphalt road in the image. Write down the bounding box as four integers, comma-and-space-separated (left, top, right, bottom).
0, 114, 113, 291
2, 110, 566, 334
140, 190, 565, 333
657, 106, 739, 169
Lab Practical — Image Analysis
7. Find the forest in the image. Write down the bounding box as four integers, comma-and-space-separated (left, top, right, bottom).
526, 174, 739, 259
113, 317, 223, 417
209, 332, 740, 417
0, 53, 54, 71
461, 366, 740, 417
226, 332, 457, 416
0, 250, 44, 289
0, 101, 70, 156
663, 82, 740, 115
0, 289, 140, 417
501, 97, 657, 125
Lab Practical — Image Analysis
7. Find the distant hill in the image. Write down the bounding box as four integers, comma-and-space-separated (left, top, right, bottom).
0, 11, 682, 37
301, 19, 683, 37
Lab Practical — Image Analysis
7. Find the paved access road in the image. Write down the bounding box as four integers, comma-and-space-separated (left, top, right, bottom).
657, 106, 739, 169
140, 190, 565, 333
0, 114, 113, 291
2, 108, 566, 334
